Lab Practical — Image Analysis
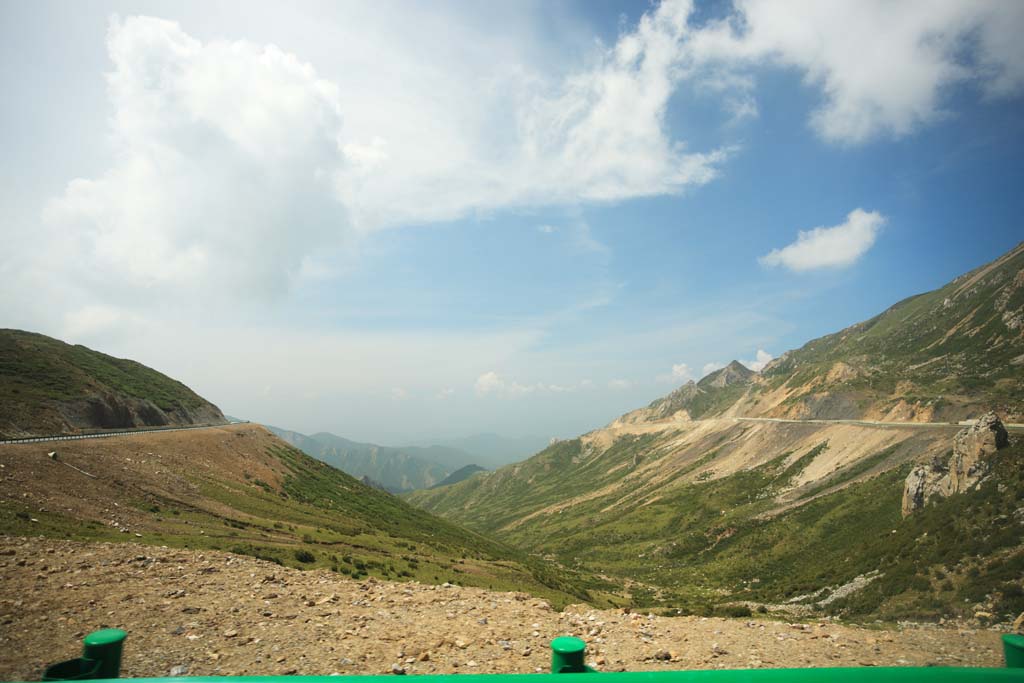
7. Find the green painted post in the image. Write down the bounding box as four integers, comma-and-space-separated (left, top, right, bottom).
1005, 634, 1024, 668
42, 629, 125, 682
551, 637, 593, 673
83, 629, 127, 679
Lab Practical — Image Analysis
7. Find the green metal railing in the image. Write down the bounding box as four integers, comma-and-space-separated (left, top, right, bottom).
36, 631, 1024, 682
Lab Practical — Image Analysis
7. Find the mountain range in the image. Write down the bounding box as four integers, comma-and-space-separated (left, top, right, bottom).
266, 427, 477, 492
2, 242, 1021, 623
409, 242, 1024, 622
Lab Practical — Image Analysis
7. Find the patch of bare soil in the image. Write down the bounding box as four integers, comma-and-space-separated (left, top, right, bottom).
0, 538, 1006, 680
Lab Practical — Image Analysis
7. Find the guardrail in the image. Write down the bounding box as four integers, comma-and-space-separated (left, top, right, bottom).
0, 421, 248, 446
34, 631, 1024, 682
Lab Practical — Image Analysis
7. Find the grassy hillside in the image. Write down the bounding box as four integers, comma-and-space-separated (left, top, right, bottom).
0, 424, 607, 607
410, 245, 1024, 621
431, 464, 487, 488
755, 242, 1024, 421
614, 242, 1024, 425
411, 421, 1023, 621
0, 329, 225, 438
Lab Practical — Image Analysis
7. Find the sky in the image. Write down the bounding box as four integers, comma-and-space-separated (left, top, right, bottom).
2, 0, 1023, 445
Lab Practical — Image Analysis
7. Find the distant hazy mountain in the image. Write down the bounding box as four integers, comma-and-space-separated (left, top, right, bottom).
410, 433, 551, 469
430, 464, 487, 489
267, 427, 473, 493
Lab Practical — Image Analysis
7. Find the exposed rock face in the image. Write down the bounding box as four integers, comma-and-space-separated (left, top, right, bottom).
56, 394, 225, 432
704, 360, 755, 388
902, 412, 1009, 516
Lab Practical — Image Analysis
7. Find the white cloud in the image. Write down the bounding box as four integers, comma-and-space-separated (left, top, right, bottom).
701, 362, 724, 377
475, 371, 532, 397
41, 15, 348, 301
25, 7, 732, 316
608, 379, 633, 390
537, 224, 557, 234
435, 387, 455, 400
740, 349, 774, 372
688, 0, 1024, 144
474, 371, 581, 398
391, 387, 410, 401
759, 209, 885, 271
657, 362, 694, 384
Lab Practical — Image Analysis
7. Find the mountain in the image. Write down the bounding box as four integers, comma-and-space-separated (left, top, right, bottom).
0, 329, 225, 439
410, 433, 553, 469
431, 464, 487, 488
267, 427, 470, 492
644, 360, 756, 420
409, 243, 1024, 622
627, 243, 1024, 425
0, 422, 596, 607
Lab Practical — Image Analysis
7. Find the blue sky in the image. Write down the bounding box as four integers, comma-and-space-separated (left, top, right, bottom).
1, 0, 1023, 444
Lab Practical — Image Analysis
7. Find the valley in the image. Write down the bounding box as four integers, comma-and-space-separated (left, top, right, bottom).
409, 243, 1024, 624
0, 424, 596, 608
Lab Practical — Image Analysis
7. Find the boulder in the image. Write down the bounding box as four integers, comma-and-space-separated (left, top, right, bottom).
947, 412, 1009, 494
901, 412, 1009, 516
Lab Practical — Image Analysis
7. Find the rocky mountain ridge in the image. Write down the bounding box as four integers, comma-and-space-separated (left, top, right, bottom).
621, 242, 1024, 426
902, 412, 1010, 516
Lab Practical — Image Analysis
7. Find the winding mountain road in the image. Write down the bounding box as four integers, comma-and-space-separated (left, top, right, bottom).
733, 416, 1024, 430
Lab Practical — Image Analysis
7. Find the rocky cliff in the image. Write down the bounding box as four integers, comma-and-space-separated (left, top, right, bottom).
902, 412, 1010, 516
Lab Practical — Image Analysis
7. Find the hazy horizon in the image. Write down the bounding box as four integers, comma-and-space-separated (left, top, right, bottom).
2, 1, 1023, 445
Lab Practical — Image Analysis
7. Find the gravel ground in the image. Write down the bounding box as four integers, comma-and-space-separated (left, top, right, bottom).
0, 538, 1007, 681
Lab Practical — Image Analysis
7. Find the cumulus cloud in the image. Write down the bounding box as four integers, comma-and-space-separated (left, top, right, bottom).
435, 387, 455, 400
760, 209, 885, 271
740, 349, 774, 372
688, 0, 1024, 144
19, 1, 1020, 332
391, 387, 410, 401
657, 362, 694, 384
38, 16, 348, 302
25, 6, 734, 317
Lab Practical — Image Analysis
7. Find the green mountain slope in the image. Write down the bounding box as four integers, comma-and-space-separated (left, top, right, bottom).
613, 242, 1024, 425
409, 244, 1024, 621
0, 329, 225, 438
431, 464, 488, 488
0, 423, 600, 607
753, 241, 1024, 421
